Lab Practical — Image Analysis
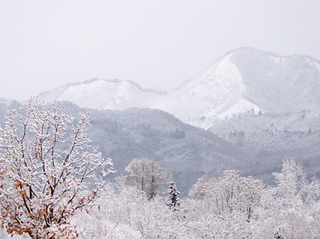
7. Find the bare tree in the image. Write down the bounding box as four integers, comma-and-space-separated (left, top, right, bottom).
0, 99, 113, 238
125, 157, 169, 200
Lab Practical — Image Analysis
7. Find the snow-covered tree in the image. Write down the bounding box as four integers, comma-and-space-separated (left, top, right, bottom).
168, 182, 180, 211
255, 159, 320, 238
125, 157, 169, 200
188, 174, 217, 200
185, 170, 264, 238
0, 99, 113, 238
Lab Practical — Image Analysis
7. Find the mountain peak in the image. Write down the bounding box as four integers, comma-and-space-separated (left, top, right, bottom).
38, 48, 320, 128
225, 47, 276, 58
155, 48, 320, 127
38, 78, 163, 110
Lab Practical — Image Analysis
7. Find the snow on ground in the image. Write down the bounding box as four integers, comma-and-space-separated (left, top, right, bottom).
216, 98, 261, 119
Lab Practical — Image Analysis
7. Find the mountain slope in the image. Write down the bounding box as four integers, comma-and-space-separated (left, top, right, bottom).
155, 50, 259, 127
233, 47, 320, 113
84, 105, 249, 195
0, 100, 245, 195
3, 46, 320, 192
34, 48, 320, 182
38, 48, 320, 129
38, 79, 163, 110
156, 47, 320, 128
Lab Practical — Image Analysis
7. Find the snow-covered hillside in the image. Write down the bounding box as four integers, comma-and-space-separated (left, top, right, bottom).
38, 47, 320, 129
157, 47, 320, 128
156, 50, 261, 127
3, 47, 320, 192
38, 79, 163, 110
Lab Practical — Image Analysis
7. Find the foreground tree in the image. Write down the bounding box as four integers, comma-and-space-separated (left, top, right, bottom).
125, 157, 169, 200
0, 99, 113, 238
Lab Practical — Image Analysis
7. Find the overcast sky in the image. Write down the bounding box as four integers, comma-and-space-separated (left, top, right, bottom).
1, 0, 320, 101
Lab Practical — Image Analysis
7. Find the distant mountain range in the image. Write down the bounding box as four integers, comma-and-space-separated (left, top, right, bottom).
0, 100, 246, 195
39, 47, 320, 129
38, 78, 164, 111
2, 47, 320, 194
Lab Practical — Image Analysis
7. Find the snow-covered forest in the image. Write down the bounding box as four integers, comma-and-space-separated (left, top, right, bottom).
2, 159, 319, 238
69, 159, 320, 238
0, 100, 319, 238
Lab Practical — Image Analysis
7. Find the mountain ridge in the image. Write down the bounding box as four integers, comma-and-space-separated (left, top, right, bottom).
0, 100, 246, 195
2, 47, 320, 193
37, 47, 320, 129
39, 78, 164, 110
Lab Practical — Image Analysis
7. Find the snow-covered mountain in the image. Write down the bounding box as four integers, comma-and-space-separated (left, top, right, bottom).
3, 47, 320, 191
38, 78, 163, 110
156, 47, 320, 128
0, 100, 246, 195
38, 47, 320, 129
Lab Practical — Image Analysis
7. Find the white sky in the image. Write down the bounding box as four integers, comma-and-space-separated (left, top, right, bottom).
1, 0, 320, 101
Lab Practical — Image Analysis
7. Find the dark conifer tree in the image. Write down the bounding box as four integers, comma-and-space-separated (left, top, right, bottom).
168, 182, 180, 211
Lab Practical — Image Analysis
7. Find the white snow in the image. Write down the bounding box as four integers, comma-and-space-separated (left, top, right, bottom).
270, 55, 282, 65
153, 54, 249, 127
37, 48, 320, 129
216, 98, 261, 119
39, 79, 162, 110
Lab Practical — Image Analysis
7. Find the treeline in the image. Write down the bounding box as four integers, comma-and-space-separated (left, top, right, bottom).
71, 159, 320, 238
1, 100, 319, 239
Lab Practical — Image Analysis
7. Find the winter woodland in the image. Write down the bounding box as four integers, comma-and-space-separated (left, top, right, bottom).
0, 101, 320, 238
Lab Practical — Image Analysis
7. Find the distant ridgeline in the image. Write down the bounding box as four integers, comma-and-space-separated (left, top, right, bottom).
0, 99, 319, 196
1, 47, 320, 195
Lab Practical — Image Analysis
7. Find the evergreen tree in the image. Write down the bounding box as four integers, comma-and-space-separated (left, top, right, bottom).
168, 182, 180, 211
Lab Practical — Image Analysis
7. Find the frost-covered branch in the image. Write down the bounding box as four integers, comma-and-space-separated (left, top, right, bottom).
0, 98, 113, 238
